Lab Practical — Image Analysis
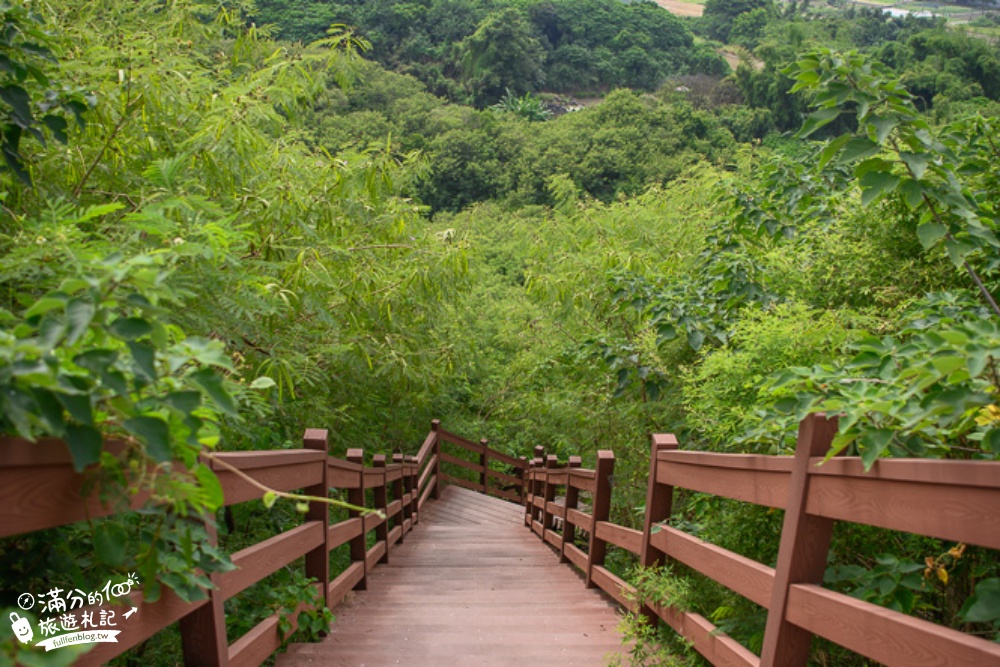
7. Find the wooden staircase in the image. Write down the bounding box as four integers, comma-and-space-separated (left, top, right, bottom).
277, 485, 626, 666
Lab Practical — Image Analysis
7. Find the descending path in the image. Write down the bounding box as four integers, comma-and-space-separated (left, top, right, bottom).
277, 486, 627, 666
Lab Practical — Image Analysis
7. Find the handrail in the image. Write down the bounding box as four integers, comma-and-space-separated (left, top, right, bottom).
0, 419, 470, 667
523, 414, 1000, 667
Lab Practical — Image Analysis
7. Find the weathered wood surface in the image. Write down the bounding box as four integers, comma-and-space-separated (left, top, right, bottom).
277, 486, 627, 666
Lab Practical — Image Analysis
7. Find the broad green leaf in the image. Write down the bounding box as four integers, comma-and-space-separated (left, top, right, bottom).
65, 298, 95, 345
899, 180, 925, 209
65, 423, 102, 472
123, 415, 172, 462
73, 349, 118, 373
945, 239, 975, 268
837, 137, 880, 165
687, 329, 705, 351
164, 390, 202, 414
959, 578, 1000, 623
859, 429, 893, 470
24, 296, 67, 319
128, 341, 157, 383
797, 107, 840, 138
108, 317, 153, 341
868, 116, 897, 144
859, 171, 900, 207
58, 392, 93, 424
899, 152, 929, 180
188, 368, 239, 416
930, 355, 964, 376
916, 223, 947, 249
94, 521, 127, 567
818, 134, 852, 170
249, 376, 276, 389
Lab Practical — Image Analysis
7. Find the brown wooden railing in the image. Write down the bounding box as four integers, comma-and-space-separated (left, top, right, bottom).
0, 418, 519, 666
524, 414, 1000, 667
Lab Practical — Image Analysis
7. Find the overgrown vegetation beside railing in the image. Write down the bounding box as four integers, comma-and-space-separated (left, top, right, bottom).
525, 414, 1000, 667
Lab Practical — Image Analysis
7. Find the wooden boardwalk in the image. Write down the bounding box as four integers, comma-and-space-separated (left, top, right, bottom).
277, 485, 627, 666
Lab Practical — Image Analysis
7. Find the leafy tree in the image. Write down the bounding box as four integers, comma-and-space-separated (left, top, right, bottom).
458, 7, 546, 106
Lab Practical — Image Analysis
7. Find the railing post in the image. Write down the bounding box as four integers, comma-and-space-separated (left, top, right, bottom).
560, 456, 581, 563
587, 450, 614, 588
303, 429, 331, 610
760, 414, 839, 667
394, 453, 407, 540
639, 433, 679, 623
518, 456, 527, 505
180, 517, 228, 666
431, 419, 442, 500
347, 448, 367, 591
406, 455, 419, 525
373, 455, 389, 563
479, 438, 489, 494
541, 455, 559, 542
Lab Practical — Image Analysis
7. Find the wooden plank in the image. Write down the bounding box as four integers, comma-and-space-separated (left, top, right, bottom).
364, 512, 384, 532
441, 451, 484, 473
544, 529, 563, 549
219, 522, 324, 600
443, 473, 480, 492
363, 468, 384, 489
653, 604, 760, 667
488, 487, 520, 503
595, 521, 641, 555
328, 517, 363, 549
805, 475, 1000, 551
386, 466, 403, 482
486, 467, 521, 486
650, 526, 774, 609
564, 543, 589, 571
211, 449, 327, 471
328, 561, 365, 606
75, 588, 203, 667
418, 454, 438, 492
760, 413, 838, 667
438, 429, 525, 469
0, 460, 150, 537
328, 459, 363, 488
589, 566, 636, 612
229, 597, 314, 667
786, 584, 1000, 667
569, 469, 596, 493
415, 430, 437, 467
388, 524, 403, 547
567, 508, 593, 532
532, 496, 545, 509
531, 520, 544, 537
386, 499, 403, 519
545, 501, 566, 519
366, 542, 387, 571
418, 474, 436, 510
658, 459, 790, 510
809, 456, 1000, 489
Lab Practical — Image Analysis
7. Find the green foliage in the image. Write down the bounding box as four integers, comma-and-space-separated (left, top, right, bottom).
0, 1, 92, 184
254, 0, 726, 104
490, 89, 552, 122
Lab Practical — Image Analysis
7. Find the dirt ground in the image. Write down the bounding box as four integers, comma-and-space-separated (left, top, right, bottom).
651, 0, 705, 17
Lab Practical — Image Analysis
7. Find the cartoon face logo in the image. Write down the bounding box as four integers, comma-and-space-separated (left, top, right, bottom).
9, 612, 33, 644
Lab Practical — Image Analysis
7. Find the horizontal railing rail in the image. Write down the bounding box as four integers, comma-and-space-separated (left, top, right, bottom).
433, 422, 527, 504
524, 414, 1000, 667
0, 418, 478, 667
